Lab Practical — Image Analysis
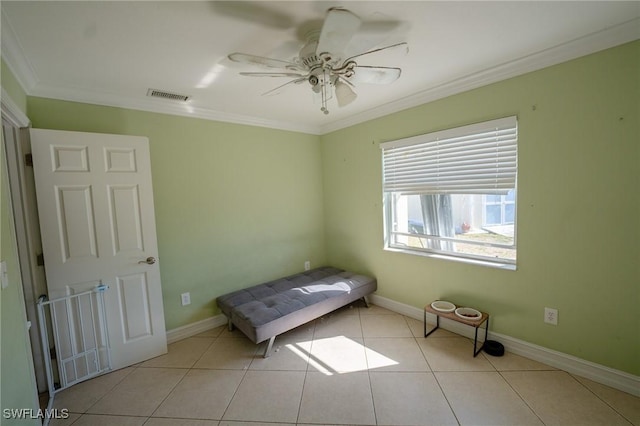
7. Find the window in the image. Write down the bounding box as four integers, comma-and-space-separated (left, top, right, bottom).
484, 192, 515, 226
381, 116, 518, 267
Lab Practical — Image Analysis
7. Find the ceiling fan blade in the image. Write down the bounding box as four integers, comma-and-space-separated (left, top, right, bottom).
349, 66, 402, 85
344, 13, 410, 58
343, 42, 409, 64
335, 79, 358, 107
240, 72, 307, 78
316, 8, 362, 61
262, 77, 307, 97
228, 53, 304, 71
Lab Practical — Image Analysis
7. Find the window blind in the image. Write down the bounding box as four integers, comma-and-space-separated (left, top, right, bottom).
381, 116, 517, 195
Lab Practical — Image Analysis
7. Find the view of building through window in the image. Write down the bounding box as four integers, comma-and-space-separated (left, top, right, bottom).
390, 190, 516, 261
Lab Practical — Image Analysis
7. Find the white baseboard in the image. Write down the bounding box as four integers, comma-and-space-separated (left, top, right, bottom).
165, 314, 227, 344
165, 296, 639, 397
369, 294, 640, 397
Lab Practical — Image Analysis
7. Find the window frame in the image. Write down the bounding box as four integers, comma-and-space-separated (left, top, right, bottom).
381, 117, 518, 269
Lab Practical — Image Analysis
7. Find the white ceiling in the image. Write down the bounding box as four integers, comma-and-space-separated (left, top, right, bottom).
2, 1, 639, 135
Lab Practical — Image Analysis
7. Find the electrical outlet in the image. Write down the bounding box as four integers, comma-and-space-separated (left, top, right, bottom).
304, 261, 310, 271
181, 292, 191, 306
544, 307, 558, 325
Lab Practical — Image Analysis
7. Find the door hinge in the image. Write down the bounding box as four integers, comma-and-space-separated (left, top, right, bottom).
25, 153, 33, 167
36, 253, 45, 266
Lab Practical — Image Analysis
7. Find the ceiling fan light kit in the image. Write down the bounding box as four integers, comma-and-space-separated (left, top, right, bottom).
228, 7, 407, 115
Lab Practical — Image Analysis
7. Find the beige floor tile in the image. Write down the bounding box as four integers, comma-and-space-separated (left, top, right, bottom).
436, 371, 543, 425
218, 326, 250, 339
298, 371, 376, 425
360, 304, 397, 315
573, 375, 640, 425
153, 369, 245, 419
423, 322, 465, 337
193, 337, 258, 370
308, 336, 368, 374
48, 412, 81, 426
219, 423, 289, 426
47, 309, 637, 426
502, 370, 631, 425
361, 314, 413, 338
364, 337, 430, 372
87, 367, 187, 416
405, 316, 426, 337
67, 414, 147, 425
280, 321, 317, 340
406, 316, 460, 338
193, 326, 225, 338
141, 337, 214, 368
314, 311, 363, 338
222, 370, 305, 423
418, 337, 495, 371
484, 350, 556, 371
52, 367, 135, 413
329, 302, 363, 316
145, 419, 219, 426
250, 334, 312, 371
370, 372, 458, 425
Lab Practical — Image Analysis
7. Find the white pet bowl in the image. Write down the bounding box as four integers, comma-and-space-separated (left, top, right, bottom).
455, 307, 482, 320
431, 300, 456, 313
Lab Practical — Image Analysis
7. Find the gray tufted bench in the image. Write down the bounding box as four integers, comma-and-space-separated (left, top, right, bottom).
216, 266, 377, 357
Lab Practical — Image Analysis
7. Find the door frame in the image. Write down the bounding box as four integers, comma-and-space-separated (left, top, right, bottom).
1, 89, 48, 393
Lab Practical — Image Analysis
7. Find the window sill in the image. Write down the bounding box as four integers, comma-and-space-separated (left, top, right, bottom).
384, 246, 517, 271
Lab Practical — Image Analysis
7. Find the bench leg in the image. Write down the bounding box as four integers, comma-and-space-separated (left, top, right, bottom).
360, 297, 369, 308
227, 318, 234, 332
263, 336, 276, 358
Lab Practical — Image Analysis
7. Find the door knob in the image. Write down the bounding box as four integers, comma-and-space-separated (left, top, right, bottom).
138, 256, 156, 265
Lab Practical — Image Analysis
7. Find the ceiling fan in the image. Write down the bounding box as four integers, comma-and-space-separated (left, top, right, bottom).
228, 7, 408, 115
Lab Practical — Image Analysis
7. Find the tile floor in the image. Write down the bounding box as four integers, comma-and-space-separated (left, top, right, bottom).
49, 304, 639, 426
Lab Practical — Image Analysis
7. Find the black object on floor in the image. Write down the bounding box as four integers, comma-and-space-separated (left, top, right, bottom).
484, 340, 505, 356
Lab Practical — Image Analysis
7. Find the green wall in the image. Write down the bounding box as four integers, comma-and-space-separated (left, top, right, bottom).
322, 41, 639, 375
1, 64, 39, 425
25, 100, 326, 329
2, 40, 638, 399
1, 59, 27, 113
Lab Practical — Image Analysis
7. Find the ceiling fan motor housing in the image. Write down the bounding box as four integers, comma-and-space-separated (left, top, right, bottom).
228, 7, 406, 114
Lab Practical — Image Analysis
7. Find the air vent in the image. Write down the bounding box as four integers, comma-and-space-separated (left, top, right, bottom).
146, 88, 190, 102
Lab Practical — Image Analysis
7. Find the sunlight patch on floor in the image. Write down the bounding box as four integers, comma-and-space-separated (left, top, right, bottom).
286, 335, 398, 375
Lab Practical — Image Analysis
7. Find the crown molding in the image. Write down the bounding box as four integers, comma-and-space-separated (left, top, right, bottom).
1, 88, 30, 127
2, 12, 637, 136
319, 17, 640, 135
28, 85, 323, 135
1, 2, 322, 136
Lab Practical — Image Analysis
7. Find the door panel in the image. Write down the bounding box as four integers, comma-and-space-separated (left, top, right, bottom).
56, 185, 98, 261
108, 185, 144, 254
30, 128, 167, 371
105, 148, 137, 172
116, 272, 152, 342
52, 145, 89, 172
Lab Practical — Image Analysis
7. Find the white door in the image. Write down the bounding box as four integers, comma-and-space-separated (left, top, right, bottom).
30, 128, 167, 370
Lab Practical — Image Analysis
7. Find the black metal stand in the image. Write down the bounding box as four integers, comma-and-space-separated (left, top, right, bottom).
424, 307, 489, 357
